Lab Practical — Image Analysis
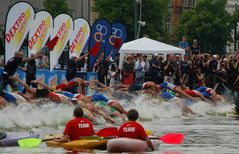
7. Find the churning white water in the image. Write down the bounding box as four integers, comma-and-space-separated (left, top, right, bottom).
0, 95, 239, 153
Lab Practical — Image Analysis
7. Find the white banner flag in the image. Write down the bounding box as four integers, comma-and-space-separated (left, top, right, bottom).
28, 11, 53, 56
5, 2, 34, 63
69, 18, 90, 57
50, 14, 73, 70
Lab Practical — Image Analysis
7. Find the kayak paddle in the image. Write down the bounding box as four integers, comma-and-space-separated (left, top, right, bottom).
18, 127, 118, 148
96, 127, 184, 144
18, 138, 48, 148
150, 133, 184, 144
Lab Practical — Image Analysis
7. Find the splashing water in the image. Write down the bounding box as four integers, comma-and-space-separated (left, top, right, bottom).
0, 95, 235, 131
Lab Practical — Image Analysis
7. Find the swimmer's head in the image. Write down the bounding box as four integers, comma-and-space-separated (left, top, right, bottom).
156, 85, 161, 91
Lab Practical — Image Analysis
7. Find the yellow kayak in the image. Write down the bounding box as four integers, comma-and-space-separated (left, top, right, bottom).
46, 139, 107, 150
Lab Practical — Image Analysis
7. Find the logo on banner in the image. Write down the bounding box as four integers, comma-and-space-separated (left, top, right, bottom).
53, 18, 71, 54
37, 76, 45, 89
90, 23, 109, 57
6, 8, 31, 48
111, 23, 127, 59
69, 23, 88, 53
89, 19, 111, 70
50, 76, 57, 90
28, 16, 51, 51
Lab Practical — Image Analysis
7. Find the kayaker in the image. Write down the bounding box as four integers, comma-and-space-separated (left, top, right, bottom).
118, 109, 154, 151
54, 107, 94, 142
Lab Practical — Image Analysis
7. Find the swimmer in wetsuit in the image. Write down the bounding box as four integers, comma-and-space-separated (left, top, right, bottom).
9, 76, 72, 105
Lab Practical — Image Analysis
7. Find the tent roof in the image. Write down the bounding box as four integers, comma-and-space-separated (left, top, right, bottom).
119, 37, 185, 54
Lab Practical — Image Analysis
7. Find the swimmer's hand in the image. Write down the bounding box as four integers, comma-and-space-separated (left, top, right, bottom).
31, 80, 38, 84
9, 75, 19, 81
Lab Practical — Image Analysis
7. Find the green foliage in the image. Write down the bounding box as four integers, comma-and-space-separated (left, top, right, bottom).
93, 0, 169, 41
43, 0, 69, 17
175, 0, 231, 54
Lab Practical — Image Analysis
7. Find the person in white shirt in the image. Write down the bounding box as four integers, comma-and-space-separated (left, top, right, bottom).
143, 55, 150, 81
134, 54, 145, 84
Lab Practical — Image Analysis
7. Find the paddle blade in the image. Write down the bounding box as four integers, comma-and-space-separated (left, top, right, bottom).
18, 138, 42, 148
160, 133, 184, 144
96, 127, 118, 137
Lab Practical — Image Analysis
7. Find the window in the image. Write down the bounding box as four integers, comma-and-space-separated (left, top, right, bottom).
165, 18, 173, 33
168, 0, 173, 7
183, 0, 196, 8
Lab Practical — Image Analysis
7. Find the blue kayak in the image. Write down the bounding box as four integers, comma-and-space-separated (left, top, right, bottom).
0, 132, 39, 147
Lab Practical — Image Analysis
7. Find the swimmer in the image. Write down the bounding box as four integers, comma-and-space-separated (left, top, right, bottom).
9, 76, 72, 105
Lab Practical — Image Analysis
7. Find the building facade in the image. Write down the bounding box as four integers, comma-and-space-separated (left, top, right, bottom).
226, 0, 239, 52
166, 0, 197, 33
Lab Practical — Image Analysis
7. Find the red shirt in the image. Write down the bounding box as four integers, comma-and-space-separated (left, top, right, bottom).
63, 117, 94, 141
118, 121, 147, 140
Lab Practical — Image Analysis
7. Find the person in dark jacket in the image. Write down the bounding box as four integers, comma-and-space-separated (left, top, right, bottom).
22, 51, 37, 94
0, 50, 39, 91
66, 53, 88, 82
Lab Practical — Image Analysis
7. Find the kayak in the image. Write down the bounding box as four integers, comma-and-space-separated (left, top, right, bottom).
46, 139, 107, 150
0, 132, 7, 140
0, 132, 39, 147
107, 138, 160, 152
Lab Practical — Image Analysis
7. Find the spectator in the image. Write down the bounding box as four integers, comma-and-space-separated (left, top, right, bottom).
22, 51, 37, 94
173, 55, 181, 86
191, 39, 200, 55
66, 53, 88, 82
122, 55, 134, 85
108, 64, 120, 87
164, 54, 175, 84
143, 55, 150, 82
96, 52, 112, 85
179, 36, 190, 55
207, 55, 219, 88
134, 54, 145, 84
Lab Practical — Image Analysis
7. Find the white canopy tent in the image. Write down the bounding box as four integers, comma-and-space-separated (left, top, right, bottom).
119, 37, 185, 69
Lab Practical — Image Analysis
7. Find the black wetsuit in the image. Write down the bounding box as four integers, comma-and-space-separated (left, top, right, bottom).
23, 59, 37, 93
66, 58, 77, 81
35, 89, 49, 98
0, 57, 22, 91
128, 84, 143, 92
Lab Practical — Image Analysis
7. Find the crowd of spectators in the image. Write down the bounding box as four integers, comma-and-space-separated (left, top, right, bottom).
93, 36, 239, 96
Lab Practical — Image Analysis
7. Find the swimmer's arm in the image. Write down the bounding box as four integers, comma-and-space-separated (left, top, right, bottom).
9, 76, 36, 94
76, 53, 89, 62
22, 53, 41, 62
178, 90, 197, 102
90, 80, 110, 91
18, 66, 26, 71
197, 93, 211, 103
34, 81, 54, 91
19, 93, 32, 101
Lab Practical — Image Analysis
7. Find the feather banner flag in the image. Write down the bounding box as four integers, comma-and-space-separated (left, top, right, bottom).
89, 19, 111, 71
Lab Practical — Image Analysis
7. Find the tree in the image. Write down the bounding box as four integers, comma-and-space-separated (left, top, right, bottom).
175, 0, 231, 54
43, 0, 69, 17
92, 0, 169, 41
